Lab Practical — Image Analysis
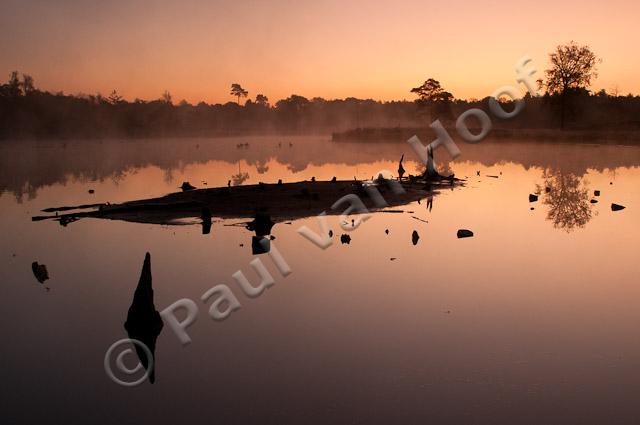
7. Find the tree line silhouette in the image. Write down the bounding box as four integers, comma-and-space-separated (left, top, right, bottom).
1, 43, 639, 139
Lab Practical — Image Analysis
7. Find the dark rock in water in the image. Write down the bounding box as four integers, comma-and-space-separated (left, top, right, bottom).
252, 236, 270, 254
529, 194, 538, 202
530, 207, 534, 210
611, 203, 626, 211
201, 207, 212, 235
594, 190, 600, 196
88, 189, 95, 194
269, 235, 276, 240
331, 176, 337, 182
545, 187, 551, 193
390, 257, 397, 261
610, 182, 613, 185
31, 262, 49, 283
277, 179, 283, 185
328, 230, 333, 237
411, 230, 420, 245
385, 229, 389, 235
311, 177, 316, 182
457, 229, 474, 238
180, 181, 196, 191
590, 199, 598, 204
340, 234, 351, 244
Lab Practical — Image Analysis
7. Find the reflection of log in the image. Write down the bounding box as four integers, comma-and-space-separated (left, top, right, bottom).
32, 179, 463, 226
124, 253, 163, 384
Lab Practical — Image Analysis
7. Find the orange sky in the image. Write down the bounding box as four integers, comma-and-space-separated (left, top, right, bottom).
1, 0, 638, 104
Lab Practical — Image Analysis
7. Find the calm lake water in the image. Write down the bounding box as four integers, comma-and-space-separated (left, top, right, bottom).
1, 136, 640, 424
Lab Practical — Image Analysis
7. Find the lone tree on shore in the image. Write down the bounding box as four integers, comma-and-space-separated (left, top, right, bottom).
542, 41, 600, 128
230, 83, 248, 105
410, 78, 453, 121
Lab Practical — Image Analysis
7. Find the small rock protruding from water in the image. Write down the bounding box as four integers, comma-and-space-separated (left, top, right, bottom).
529, 194, 538, 202
530, 207, 535, 210
457, 229, 474, 239
385, 229, 389, 235
278, 179, 283, 185
201, 207, 212, 235
181, 181, 196, 191
32, 262, 49, 284
545, 187, 551, 193
311, 177, 316, 182
328, 230, 333, 237
411, 230, 420, 245
331, 176, 337, 182
590, 199, 598, 204
88, 189, 95, 194
340, 234, 351, 244
594, 190, 600, 196
611, 203, 626, 211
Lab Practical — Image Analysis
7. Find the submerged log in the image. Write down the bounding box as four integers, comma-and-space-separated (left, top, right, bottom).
32, 178, 464, 226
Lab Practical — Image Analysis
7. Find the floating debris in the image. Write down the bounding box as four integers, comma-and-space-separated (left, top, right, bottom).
180, 181, 196, 191
31, 262, 49, 283
594, 190, 600, 196
487, 175, 499, 178
457, 229, 474, 238
611, 203, 626, 211
411, 216, 428, 223
529, 194, 538, 202
412, 230, 420, 245
340, 234, 351, 244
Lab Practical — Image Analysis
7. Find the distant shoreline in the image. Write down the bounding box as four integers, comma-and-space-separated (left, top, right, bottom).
331, 127, 640, 144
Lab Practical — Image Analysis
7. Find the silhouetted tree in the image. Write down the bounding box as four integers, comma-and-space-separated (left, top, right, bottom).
22, 74, 35, 95
161, 90, 172, 105
7, 71, 22, 97
230, 83, 248, 105
108, 89, 123, 105
410, 78, 453, 121
542, 41, 600, 129
255, 94, 269, 106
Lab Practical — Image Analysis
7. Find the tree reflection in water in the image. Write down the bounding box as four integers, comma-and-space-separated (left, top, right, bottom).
538, 168, 594, 232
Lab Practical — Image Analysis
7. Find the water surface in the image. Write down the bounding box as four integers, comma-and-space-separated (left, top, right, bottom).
1, 136, 639, 424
